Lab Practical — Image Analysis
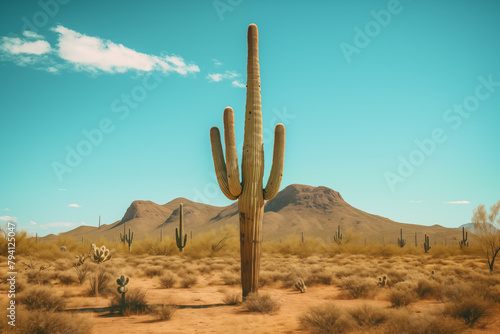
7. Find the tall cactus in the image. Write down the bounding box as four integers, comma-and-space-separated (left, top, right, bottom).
459, 226, 468, 249
424, 234, 431, 253
175, 203, 187, 252
333, 225, 343, 245
210, 24, 285, 298
397, 228, 406, 248
121, 227, 133, 252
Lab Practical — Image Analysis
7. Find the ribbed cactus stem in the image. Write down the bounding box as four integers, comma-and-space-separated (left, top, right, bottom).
459, 226, 468, 248
424, 234, 431, 253
210, 24, 285, 299
398, 228, 406, 248
124, 228, 133, 252
175, 203, 188, 252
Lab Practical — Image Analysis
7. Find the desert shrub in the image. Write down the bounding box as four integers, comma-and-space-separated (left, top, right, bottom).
58, 272, 76, 285
443, 295, 495, 327
222, 292, 241, 305
414, 278, 440, 299
243, 293, 280, 313
338, 277, 376, 299
19, 286, 66, 311
88, 271, 111, 296
221, 271, 241, 285
383, 310, 464, 334
150, 304, 177, 321
110, 289, 149, 315
143, 265, 164, 278
159, 272, 177, 288
347, 303, 388, 328
300, 303, 354, 334
389, 287, 417, 307
74, 265, 89, 284
180, 276, 198, 288
11, 307, 92, 334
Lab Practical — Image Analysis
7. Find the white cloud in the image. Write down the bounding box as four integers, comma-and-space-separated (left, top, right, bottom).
68, 204, 82, 208
212, 58, 223, 66
0, 216, 17, 223
2, 208, 10, 211
0, 36, 51, 55
232, 80, 245, 88
408, 200, 423, 203
58, 188, 67, 191
30, 220, 37, 225
207, 70, 239, 83
52, 25, 199, 75
443, 201, 470, 204
23, 31, 44, 39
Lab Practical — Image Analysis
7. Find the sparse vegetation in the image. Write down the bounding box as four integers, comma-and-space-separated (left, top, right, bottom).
151, 304, 177, 321
243, 293, 280, 313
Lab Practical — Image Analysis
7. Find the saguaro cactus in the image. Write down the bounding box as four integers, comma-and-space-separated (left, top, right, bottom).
210, 24, 285, 298
333, 225, 343, 245
175, 203, 187, 252
459, 226, 468, 249
121, 228, 133, 252
397, 228, 406, 248
424, 234, 431, 253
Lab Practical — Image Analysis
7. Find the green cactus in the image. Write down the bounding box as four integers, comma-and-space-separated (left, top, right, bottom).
424, 234, 431, 253
121, 227, 133, 252
397, 228, 406, 248
116, 274, 129, 314
210, 24, 285, 298
333, 225, 343, 245
91, 244, 111, 263
175, 203, 187, 252
459, 226, 468, 249
415, 232, 417, 247
301, 232, 304, 243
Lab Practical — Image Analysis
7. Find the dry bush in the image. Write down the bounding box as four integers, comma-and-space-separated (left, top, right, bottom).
221, 271, 241, 285
7, 307, 93, 334
88, 271, 111, 296
19, 286, 66, 311
383, 310, 464, 334
414, 278, 440, 299
338, 277, 376, 299
159, 272, 177, 288
299, 303, 354, 334
243, 293, 280, 313
222, 292, 241, 305
143, 265, 164, 278
389, 286, 418, 307
151, 304, 177, 321
58, 272, 76, 285
347, 303, 388, 328
443, 295, 495, 327
74, 265, 89, 284
180, 276, 198, 288
110, 289, 149, 315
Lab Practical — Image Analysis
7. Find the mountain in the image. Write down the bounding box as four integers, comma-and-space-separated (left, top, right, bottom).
46, 184, 464, 245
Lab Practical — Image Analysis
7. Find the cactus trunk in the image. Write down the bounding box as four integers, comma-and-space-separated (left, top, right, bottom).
210, 24, 285, 299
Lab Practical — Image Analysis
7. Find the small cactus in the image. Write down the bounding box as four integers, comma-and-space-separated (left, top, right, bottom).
333, 225, 343, 245
116, 274, 129, 314
377, 276, 387, 287
397, 228, 406, 248
424, 234, 431, 253
91, 244, 111, 263
294, 278, 307, 293
459, 226, 468, 249
121, 227, 133, 252
175, 203, 187, 252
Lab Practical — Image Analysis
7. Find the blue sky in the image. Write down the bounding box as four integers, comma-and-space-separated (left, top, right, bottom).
1, 0, 499, 236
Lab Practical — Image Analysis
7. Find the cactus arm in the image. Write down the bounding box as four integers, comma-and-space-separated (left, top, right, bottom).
210, 127, 238, 200
223, 107, 242, 197
263, 124, 285, 200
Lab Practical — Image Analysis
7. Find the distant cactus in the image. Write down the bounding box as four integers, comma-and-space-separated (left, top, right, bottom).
116, 274, 129, 314
377, 276, 387, 287
60, 245, 67, 252
459, 227, 468, 249
415, 232, 417, 247
175, 203, 187, 252
397, 228, 406, 248
333, 225, 343, 245
121, 227, 133, 252
91, 244, 111, 263
424, 234, 431, 253
160, 229, 163, 242
294, 278, 307, 293
301, 232, 304, 243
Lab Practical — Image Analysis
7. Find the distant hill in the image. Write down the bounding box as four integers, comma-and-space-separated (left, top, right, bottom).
45, 184, 464, 245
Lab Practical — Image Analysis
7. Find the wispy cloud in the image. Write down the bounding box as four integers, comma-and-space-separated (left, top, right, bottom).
212, 59, 223, 66
30, 220, 37, 225
58, 188, 67, 191
408, 200, 423, 203
443, 200, 470, 204
0, 216, 17, 222
207, 70, 239, 82
40, 221, 81, 229
0, 26, 200, 76
232, 80, 245, 88
68, 203, 82, 208
2, 208, 10, 211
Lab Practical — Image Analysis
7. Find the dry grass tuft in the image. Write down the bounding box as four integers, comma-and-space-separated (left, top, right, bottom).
110, 289, 150, 316
338, 277, 376, 299
222, 292, 241, 305
347, 303, 388, 328
150, 304, 177, 321
19, 286, 66, 311
243, 293, 280, 313
159, 272, 177, 288
300, 303, 354, 334
443, 295, 495, 327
